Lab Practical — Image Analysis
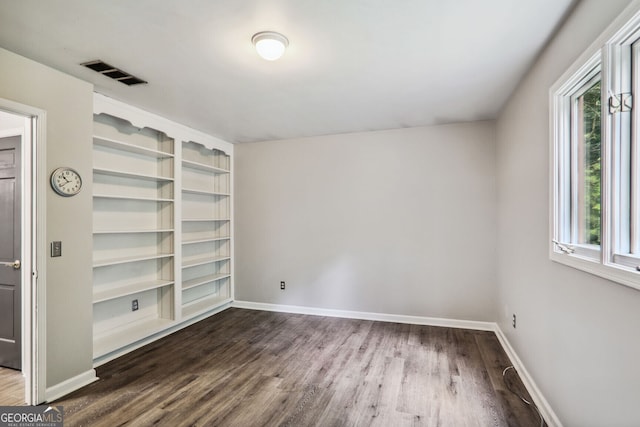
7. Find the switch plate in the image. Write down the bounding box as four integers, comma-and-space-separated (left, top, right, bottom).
51, 241, 62, 257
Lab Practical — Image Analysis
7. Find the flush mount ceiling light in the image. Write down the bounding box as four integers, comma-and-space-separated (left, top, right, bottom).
251, 31, 289, 61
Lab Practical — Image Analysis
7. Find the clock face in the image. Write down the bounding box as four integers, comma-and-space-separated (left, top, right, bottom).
50, 167, 82, 196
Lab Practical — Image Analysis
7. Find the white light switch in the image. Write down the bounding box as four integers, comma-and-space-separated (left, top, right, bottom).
51, 241, 62, 257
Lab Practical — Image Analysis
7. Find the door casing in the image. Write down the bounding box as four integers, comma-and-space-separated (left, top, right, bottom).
0, 98, 47, 405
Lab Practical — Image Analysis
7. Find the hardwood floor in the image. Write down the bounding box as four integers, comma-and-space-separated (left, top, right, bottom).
0, 366, 24, 405
53, 308, 544, 426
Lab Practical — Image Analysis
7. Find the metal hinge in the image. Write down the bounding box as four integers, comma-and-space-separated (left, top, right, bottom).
609, 93, 633, 114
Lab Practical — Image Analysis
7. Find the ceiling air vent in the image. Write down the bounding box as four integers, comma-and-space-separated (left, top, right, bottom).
81, 60, 147, 86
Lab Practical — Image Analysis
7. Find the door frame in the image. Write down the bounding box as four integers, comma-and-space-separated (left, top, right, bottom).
0, 98, 47, 405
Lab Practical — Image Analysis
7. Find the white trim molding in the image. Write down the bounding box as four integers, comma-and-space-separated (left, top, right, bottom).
45, 369, 98, 403
232, 300, 495, 331
494, 327, 563, 427
93, 93, 233, 154
93, 301, 233, 367
232, 300, 562, 426
0, 98, 48, 405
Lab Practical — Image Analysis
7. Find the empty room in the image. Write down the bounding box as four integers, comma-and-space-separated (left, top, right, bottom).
0, 0, 639, 426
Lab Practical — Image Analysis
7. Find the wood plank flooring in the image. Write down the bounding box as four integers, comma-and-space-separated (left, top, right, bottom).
0, 367, 24, 405
50, 308, 543, 426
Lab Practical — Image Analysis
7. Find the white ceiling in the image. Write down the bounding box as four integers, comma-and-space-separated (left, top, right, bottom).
0, 0, 575, 143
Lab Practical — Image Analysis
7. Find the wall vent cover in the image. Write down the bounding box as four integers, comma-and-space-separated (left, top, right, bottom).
81, 60, 147, 86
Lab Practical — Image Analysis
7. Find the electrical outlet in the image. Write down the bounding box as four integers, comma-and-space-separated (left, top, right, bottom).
132, 299, 139, 311
512, 313, 517, 329
280, 281, 285, 290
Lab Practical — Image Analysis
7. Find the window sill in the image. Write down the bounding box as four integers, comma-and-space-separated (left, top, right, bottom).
550, 248, 640, 292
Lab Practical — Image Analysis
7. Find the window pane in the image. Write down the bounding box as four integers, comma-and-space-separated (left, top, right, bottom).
577, 81, 601, 245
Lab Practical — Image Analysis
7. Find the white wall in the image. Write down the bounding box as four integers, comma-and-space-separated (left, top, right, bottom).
6, 2, 637, 420
0, 48, 94, 389
496, 0, 640, 425
235, 122, 497, 321
0, 111, 25, 130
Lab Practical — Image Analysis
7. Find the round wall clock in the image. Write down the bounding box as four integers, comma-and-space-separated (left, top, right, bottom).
50, 167, 82, 197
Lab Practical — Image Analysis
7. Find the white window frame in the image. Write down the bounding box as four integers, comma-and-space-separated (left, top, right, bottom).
550, 1, 640, 292
553, 62, 602, 262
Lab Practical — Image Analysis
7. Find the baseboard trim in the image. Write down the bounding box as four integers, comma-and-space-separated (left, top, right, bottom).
48, 302, 560, 424
232, 300, 495, 331
493, 326, 562, 427
232, 300, 562, 427
45, 369, 98, 403
93, 302, 233, 368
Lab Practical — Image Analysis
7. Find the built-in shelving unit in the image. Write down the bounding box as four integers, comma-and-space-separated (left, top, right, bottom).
91, 94, 233, 364
180, 141, 231, 319
92, 112, 176, 360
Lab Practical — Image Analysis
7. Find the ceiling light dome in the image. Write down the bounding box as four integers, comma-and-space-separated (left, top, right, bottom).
252, 31, 289, 61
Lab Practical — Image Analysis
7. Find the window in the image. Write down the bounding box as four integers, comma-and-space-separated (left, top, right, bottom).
574, 79, 601, 247
551, 4, 640, 291
552, 58, 602, 261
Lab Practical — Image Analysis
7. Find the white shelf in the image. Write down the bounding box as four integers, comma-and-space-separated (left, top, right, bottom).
93, 229, 173, 235
94, 135, 174, 158
182, 236, 230, 245
94, 194, 173, 202
94, 167, 174, 182
93, 317, 174, 359
182, 255, 231, 269
182, 159, 229, 174
93, 253, 174, 268
182, 274, 231, 290
182, 187, 230, 197
93, 279, 174, 303
182, 218, 231, 223
92, 102, 233, 362
182, 296, 233, 319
